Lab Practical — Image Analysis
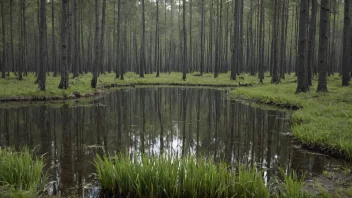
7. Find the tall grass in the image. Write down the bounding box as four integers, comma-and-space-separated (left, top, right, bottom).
0, 148, 45, 196
280, 169, 306, 198
94, 154, 269, 197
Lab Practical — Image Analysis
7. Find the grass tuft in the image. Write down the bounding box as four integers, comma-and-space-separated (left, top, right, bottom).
0, 148, 45, 197
94, 154, 269, 197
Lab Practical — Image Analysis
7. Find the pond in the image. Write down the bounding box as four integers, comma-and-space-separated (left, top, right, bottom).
0, 87, 346, 197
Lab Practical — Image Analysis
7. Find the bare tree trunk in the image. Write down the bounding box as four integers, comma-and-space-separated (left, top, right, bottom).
38, 0, 47, 90
52, 0, 58, 77
10, 0, 14, 75
73, 0, 79, 78
156, 0, 160, 77
1, 1, 5, 78
342, 0, 351, 86
200, 0, 205, 75
140, 0, 145, 77
271, 0, 280, 83
59, 0, 70, 89
296, 0, 309, 93
317, 0, 329, 92
182, 0, 187, 80
307, 0, 317, 86
91, 0, 100, 88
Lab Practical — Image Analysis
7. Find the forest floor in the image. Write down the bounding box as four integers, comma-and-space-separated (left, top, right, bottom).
231, 75, 352, 160
0, 72, 296, 101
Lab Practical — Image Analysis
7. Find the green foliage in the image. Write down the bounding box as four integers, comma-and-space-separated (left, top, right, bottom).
281, 169, 306, 198
0, 148, 45, 197
232, 75, 352, 159
94, 154, 269, 197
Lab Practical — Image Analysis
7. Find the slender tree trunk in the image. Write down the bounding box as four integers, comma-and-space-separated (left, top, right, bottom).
100, 0, 107, 74
10, 0, 14, 75
140, 0, 146, 77
52, 0, 57, 77
1, 1, 5, 78
59, 0, 70, 89
200, 0, 205, 75
342, 0, 351, 86
91, 0, 100, 88
317, 0, 330, 92
156, 0, 160, 77
296, 0, 309, 93
38, 0, 47, 90
258, 0, 265, 82
271, 0, 280, 83
182, 0, 187, 80
307, 0, 317, 86
73, 0, 79, 78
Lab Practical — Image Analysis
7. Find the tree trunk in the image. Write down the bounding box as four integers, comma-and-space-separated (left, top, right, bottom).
52, 0, 57, 77
342, 0, 351, 86
156, 0, 160, 77
182, 0, 187, 80
140, 0, 145, 77
271, 0, 280, 83
317, 0, 330, 92
200, 0, 205, 75
59, 0, 70, 89
91, 0, 100, 88
307, 0, 317, 86
296, 0, 309, 93
1, 1, 5, 78
38, 0, 47, 90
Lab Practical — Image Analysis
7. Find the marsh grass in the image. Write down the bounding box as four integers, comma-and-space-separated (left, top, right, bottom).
94, 154, 269, 198
232, 75, 352, 159
0, 148, 45, 197
0, 72, 296, 100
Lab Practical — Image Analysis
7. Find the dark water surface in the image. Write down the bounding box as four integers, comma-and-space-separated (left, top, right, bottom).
0, 88, 346, 197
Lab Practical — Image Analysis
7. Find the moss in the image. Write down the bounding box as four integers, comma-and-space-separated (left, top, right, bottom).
231, 75, 352, 159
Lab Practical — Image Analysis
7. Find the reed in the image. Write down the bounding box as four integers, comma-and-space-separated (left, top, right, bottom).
95, 154, 269, 197
0, 148, 45, 196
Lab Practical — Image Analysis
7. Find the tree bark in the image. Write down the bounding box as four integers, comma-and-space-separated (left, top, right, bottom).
342, 0, 351, 86
140, 0, 146, 77
59, 0, 70, 89
182, 0, 187, 80
317, 0, 329, 92
1, 1, 5, 78
296, 0, 309, 93
38, 0, 47, 90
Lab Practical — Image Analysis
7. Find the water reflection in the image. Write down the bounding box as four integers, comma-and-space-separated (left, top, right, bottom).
0, 88, 345, 197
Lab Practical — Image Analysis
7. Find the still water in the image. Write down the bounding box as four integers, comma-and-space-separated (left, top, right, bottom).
0, 87, 345, 197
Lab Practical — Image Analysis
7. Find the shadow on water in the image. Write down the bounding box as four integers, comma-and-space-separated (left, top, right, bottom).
0, 87, 348, 197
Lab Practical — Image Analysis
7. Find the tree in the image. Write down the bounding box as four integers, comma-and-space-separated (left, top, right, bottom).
58, 0, 70, 89
317, 0, 330, 92
38, 0, 47, 91
342, 0, 351, 86
296, 0, 309, 93
91, 0, 100, 88
258, 0, 265, 83
200, 0, 205, 76
271, 0, 280, 83
307, 0, 317, 86
1, 0, 5, 78
52, 0, 57, 77
140, 0, 146, 77
182, 0, 187, 80
156, 0, 160, 77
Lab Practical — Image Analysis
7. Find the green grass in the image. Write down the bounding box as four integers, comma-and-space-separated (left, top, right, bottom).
0, 148, 45, 197
231, 75, 352, 159
94, 154, 269, 197
0, 72, 296, 100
